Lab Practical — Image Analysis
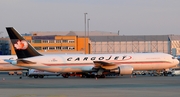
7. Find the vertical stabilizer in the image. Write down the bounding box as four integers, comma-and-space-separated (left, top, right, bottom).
6, 27, 42, 59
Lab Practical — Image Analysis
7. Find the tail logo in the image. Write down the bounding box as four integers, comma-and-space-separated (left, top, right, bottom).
14, 40, 28, 50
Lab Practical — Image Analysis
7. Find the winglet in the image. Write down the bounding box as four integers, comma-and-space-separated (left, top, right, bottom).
6, 27, 42, 59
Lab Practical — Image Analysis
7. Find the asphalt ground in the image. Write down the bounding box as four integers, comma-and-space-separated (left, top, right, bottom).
0, 74, 180, 97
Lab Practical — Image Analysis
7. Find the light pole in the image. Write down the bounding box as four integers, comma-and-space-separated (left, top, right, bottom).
87, 18, 90, 37
87, 18, 90, 54
84, 13, 88, 54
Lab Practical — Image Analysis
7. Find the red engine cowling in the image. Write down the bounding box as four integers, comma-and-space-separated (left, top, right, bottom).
110, 65, 134, 75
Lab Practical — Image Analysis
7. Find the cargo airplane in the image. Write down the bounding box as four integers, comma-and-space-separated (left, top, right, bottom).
0, 55, 26, 75
0, 55, 59, 78
5, 27, 179, 78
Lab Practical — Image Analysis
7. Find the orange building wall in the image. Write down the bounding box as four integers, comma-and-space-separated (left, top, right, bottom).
77, 37, 90, 54
11, 35, 91, 55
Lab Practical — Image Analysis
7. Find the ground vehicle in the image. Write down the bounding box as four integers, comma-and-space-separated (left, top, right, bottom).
28, 69, 60, 78
171, 68, 180, 76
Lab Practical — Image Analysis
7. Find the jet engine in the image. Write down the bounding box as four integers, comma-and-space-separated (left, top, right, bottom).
110, 65, 134, 75
4, 59, 17, 65
11, 60, 17, 65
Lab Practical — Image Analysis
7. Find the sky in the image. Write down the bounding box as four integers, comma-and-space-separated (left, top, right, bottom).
0, 0, 180, 37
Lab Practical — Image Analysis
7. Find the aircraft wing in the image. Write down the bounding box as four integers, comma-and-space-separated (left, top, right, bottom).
93, 61, 118, 70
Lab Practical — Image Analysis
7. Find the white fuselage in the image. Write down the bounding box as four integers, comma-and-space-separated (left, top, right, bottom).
15, 53, 179, 73
0, 55, 25, 71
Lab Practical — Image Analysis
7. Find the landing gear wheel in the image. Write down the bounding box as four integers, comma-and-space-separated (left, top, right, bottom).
163, 71, 168, 76
39, 75, 44, 78
34, 75, 38, 78
81, 74, 86, 78
62, 74, 69, 78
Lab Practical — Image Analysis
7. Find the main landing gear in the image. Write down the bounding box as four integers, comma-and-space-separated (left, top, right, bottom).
82, 73, 106, 78
62, 73, 70, 78
149, 70, 169, 76
163, 71, 168, 76
61, 73, 106, 78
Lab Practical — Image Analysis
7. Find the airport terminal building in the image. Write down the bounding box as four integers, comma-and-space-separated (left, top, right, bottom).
0, 38, 10, 55
0, 31, 180, 56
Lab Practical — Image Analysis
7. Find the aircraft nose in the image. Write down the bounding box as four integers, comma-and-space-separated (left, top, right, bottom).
174, 59, 179, 66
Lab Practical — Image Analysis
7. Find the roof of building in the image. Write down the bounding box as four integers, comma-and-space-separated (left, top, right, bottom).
168, 35, 180, 41
30, 31, 119, 36
29, 31, 180, 42
32, 35, 56, 40
89, 35, 170, 42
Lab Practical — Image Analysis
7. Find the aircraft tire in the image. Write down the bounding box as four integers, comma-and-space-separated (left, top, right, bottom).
81, 74, 86, 78
62, 74, 69, 78
34, 75, 38, 79
163, 71, 168, 76
39, 75, 44, 78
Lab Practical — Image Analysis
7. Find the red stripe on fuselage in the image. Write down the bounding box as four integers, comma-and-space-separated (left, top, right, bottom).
0, 63, 11, 65
43, 63, 94, 66
43, 61, 171, 66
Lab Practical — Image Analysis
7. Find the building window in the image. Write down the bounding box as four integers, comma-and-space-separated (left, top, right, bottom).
42, 40, 49, 43
32, 40, 41, 43
56, 40, 61, 43
68, 40, 75, 43
56, 46, 61, 50
62, 40, 68, 43
43, 47, 48, 50
49, 47, 55, 50
61, 46, 68, 50
34, 47, 41, 50
68, 46, 75, 50
49, 40, 55, 43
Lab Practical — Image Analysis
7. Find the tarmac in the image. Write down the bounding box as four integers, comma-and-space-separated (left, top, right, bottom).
0, 74, 180, 97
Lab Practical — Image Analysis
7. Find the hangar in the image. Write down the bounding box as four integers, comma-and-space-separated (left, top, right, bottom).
90, 35, 180, 55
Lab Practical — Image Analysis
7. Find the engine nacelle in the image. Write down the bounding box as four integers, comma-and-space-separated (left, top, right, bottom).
4, 59, 17, 65
110, 65, 134, 75
11, 60, 17, 65
119, 65, 134, 75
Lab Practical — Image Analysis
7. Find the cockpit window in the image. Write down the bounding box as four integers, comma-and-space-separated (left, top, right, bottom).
172, 57, 176, 59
